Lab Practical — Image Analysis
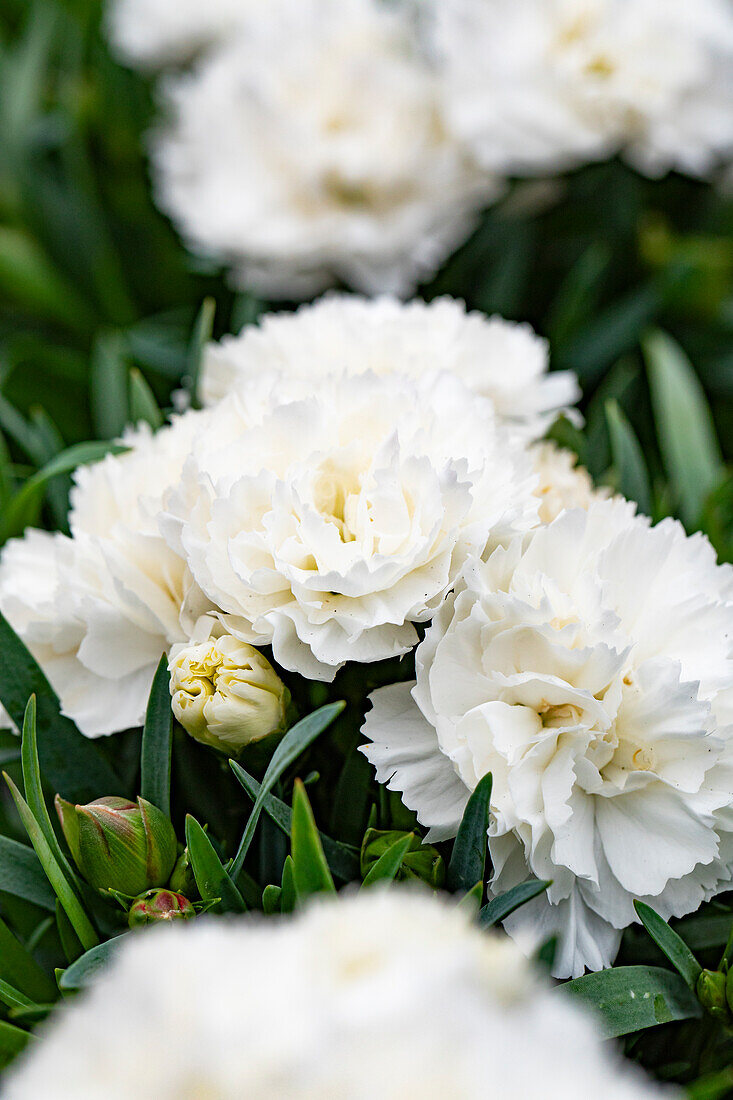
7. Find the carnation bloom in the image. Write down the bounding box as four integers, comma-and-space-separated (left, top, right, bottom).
169, 633, 290, 754
5, 891, 668, 1099
531, 441, 609, 523
151, 0, 493, 298
426, 0, 733, 178
162, 372, 539, 681
0, 416, 213, 737
201, 295, 579, 440
362, 500, 733, 977
106, 0, 250, 69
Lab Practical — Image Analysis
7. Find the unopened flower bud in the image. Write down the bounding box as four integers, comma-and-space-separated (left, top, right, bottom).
55, 795, 177, 898
169, 635, 290, 756
128, 889, 196, 928
360, 829, 445, 889
697, 969, 730, 1023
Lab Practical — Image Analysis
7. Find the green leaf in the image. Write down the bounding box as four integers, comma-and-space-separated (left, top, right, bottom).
185, 815, 245, 914
688, 1068, 733, 1100
0, 439, 128, 543
229, 702, 345, 880
262, 884, 282, 915
361, 834, 413, 887
186, 297, 216, 408
0, 836, 55, 911
0, 916, 56, 1003
140, 655, 173, 817
0, 609, 119, 803
561, 965, 701, 1039
129, 368, 163, 429
479, 879, 551, 928
280, 855, 296, 914
447, 773, 492, 896
3, 772, 98, 952
20, 696, 79, 893
0, 978, 33, 1011
58, 936, 127, 993
91, 331, 129, 439
0, 1018, 33, 1070
633, 901, 702, 991
55, 900, 83, 965
644, 330, 724, 527
605, 400, 652, 516
291, 780, 336, 901
229, 761, 359, 882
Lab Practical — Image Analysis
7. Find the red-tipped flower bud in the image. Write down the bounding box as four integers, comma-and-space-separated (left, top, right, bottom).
55, 795, 177, 898
128, 889, 196, 928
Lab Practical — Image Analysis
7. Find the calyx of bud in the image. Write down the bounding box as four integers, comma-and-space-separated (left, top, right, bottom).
55, 795, 177, 898
128, 889, 196, 928
169, 635, 290, 756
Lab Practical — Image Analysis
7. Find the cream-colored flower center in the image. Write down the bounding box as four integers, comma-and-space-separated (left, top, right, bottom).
312, 461, 362, 542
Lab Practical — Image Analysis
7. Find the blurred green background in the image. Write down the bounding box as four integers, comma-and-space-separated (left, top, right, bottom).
1, 0, 733, 554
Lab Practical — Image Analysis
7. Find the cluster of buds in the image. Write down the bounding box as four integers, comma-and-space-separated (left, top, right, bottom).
360, 828, 445, 889
697, 966, 733, 1025
55, 795, 199, 928
169, 635, 291, 756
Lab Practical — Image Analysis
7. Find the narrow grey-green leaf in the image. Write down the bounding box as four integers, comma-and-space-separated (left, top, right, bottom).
0, 978, 33, 1012
633, 900, 702, 991
229, 761, 359, 882
0, 1018, 33, 1069
644, 330, 724, 527
479, 879, 550, 928
140, 655, 173, 817
561, 965, 701, 1039
58, 936, 127, 993
129, 368, 163, 429
185, 815, 245, 914
0, 916, 56, 1003
229, 702, 345, 880
0, 836, 55, 911
605, 400, 652, 516
447, 773, 492, 896
186, 297, 216, 408
91, 331, 129, 439
3, 773, 98, 952
361, 834, 413, 887
291, 780, 335, 901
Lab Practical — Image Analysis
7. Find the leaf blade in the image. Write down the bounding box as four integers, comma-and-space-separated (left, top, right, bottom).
633, 900, 702, 991
291, 780, 336, 900
447, 773, 492, 896
479, 879, 551, 928
140, 655, 173, 817
561, 965, 701, 1039
185, 815, 245, 914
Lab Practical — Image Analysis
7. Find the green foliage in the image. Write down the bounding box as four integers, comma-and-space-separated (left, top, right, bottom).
140, 655, 173, 817
290, 780, 336, 901
562, 966, 702, 1039
446, 772, 492, 898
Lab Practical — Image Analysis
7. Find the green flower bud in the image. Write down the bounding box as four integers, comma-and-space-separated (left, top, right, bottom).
360, 828, 445, 889
697, 969, 730, 1023
169, 635, 291, 757
128, 889, 196, 928
55, 795, 177, 898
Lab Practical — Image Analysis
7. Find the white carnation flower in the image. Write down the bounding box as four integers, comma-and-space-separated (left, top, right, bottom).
201, 295, 579, 440
362, 500, 733, 977
5, 891, 668, 1099
162, 371, 539, 681
0, 415, 214, 737
151, 0, 494, 299
106, 0, 250, 69
531, 441, 609, 523
426, 0, 733, 178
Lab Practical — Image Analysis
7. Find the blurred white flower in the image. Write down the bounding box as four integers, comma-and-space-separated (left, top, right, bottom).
531, 441, 609, 523
201, 295, 579, 440
106, 0, 251, 69
162, 371, 539, 681
0, 416, 213, 738
169, 633, 290, 754
5, 890, 668, 1099
426, 0, 733, 178
151, 0, 494, 298
362, 500, 733, 977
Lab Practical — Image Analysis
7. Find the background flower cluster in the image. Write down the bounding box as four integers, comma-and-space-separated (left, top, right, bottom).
1, 0, 733, 1095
